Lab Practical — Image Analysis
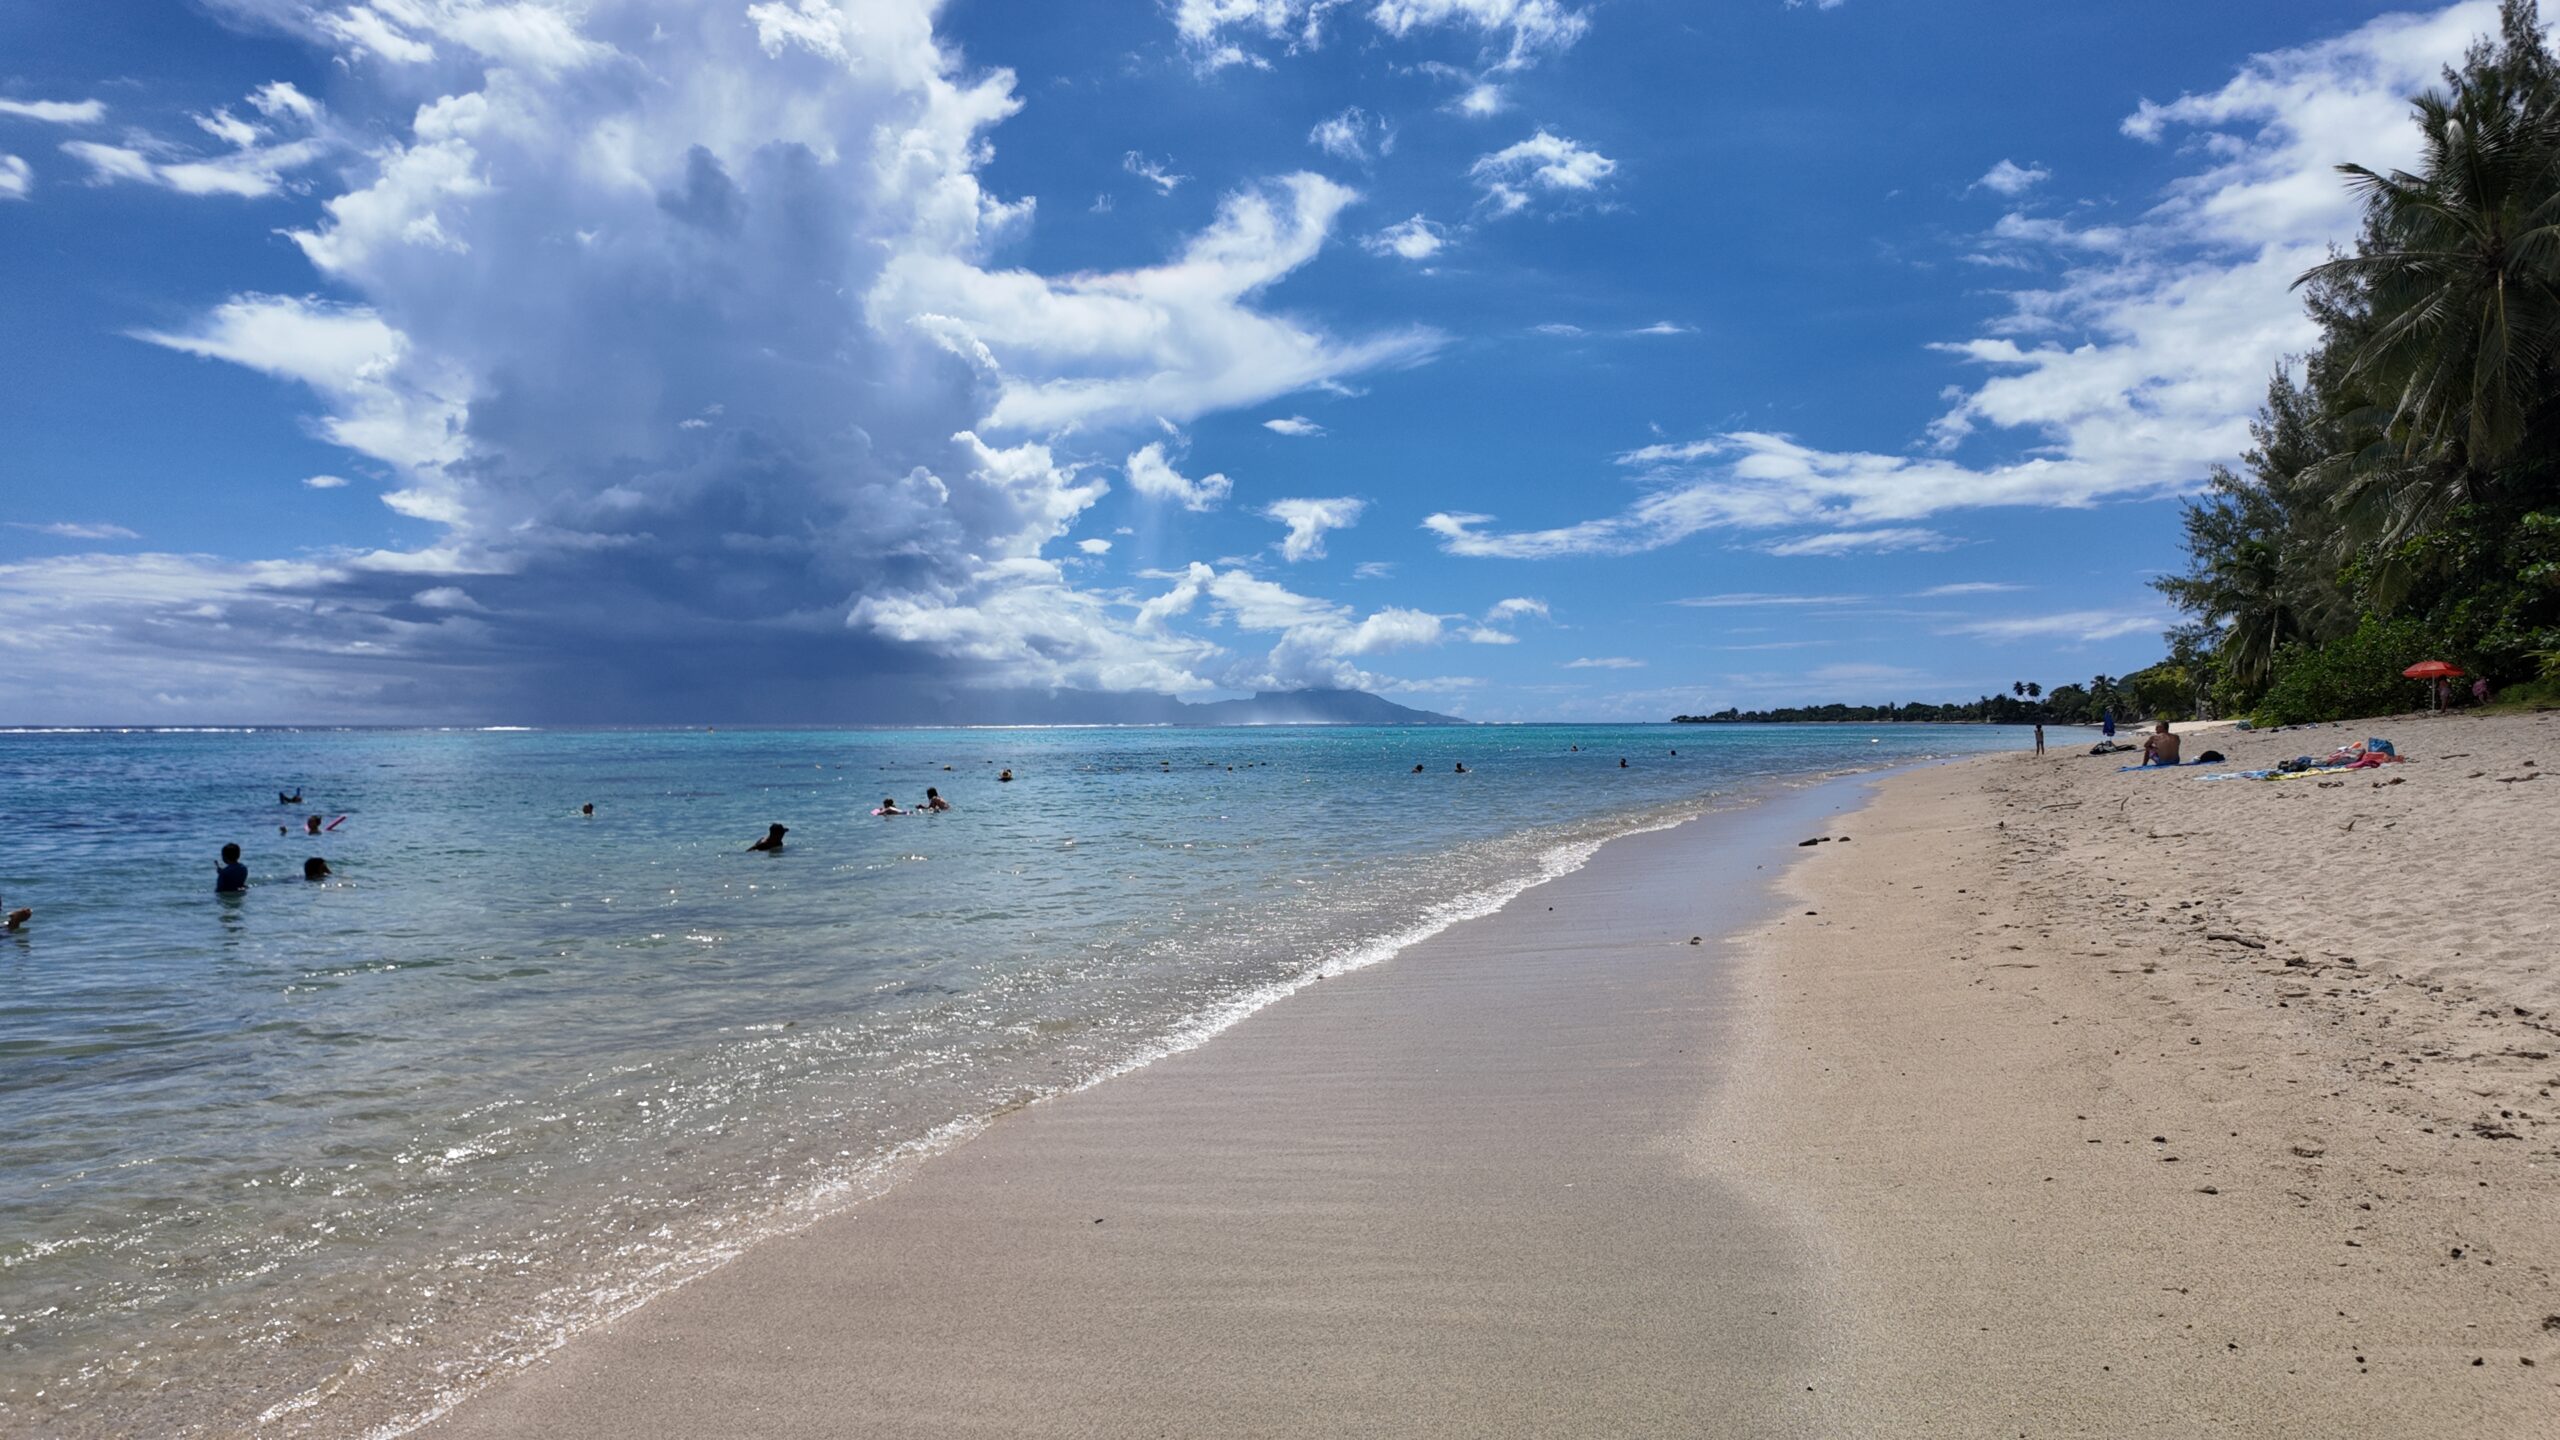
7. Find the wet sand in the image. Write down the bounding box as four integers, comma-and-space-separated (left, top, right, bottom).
424, 781, 1865, 1438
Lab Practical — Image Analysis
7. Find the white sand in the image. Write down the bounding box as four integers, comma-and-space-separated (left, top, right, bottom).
1711, 708, 2560, 1434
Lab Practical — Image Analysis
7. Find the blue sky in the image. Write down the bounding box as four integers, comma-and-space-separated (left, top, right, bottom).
0, 0, 2511, 723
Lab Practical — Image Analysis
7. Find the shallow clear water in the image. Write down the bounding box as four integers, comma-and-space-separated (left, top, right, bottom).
0, 722, 2016, 1436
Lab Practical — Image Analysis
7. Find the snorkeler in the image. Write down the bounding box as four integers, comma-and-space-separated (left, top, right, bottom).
923, 787, 950, 812
749, 823, 788, 852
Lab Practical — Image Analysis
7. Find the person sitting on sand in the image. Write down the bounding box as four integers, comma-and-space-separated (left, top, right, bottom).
923, 787, 950, 812
2141, 721, 2183, 767
303, 857, 331, 882
749, 823, 788, 852
879, 798, 906, 816
216, 842, 249, 893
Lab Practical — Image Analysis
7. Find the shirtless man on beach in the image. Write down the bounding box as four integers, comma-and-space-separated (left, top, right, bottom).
2141, 721, 2181, 766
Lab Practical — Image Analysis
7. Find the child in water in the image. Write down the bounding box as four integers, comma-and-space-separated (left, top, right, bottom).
878, 798, 906, 816
923, 787, 950, 812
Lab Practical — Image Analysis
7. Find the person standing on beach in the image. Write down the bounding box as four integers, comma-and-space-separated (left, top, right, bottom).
215, 843, 249, 893
2034, 723, 2046, 756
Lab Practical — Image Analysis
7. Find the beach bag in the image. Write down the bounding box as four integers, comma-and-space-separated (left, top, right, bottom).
2197, 749, 2225, 764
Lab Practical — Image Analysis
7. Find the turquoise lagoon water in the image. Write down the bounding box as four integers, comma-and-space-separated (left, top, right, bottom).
0, 722, 2017, 1436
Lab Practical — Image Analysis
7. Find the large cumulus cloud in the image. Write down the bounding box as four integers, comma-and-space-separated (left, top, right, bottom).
8, 0, 1443, 722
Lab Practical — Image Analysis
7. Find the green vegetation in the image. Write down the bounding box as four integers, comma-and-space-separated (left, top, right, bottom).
1677, 676, 2134, 725
2156, 2, 2560, 725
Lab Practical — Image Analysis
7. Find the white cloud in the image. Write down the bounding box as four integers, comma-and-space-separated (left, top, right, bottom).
1972, 158, 2050, 195
0, 98, 105, 125
0, 155, 28, 200
411, 585, 482, 610
1432, 6, 2487, 567
303, 474, 352, 489
57, 82, 331, 198
1470, 128, 1614, 215
1763, 527, 1956, 557
1460, 626, 1517, 644
1626, 320, 1693, 336
1125, 442, 1234, 511
1364, 213, 1447, 262
1263, 495, 1366, 560
1482, 596, 1548, 623
1175, 0, 1587, 72
1915, 581, 2025, 596
1352, 560, 1395, 579
1122, 150, 1186, 194
1077, 537, 1112, 555
1531, 322, 1585, 337
1949, 609, 2169, 644
1309, 106, 1390, 163
1564, 656, 1643, 669
9, 521, 141, 540
882, 173, 1442, 431
1263, 415, 1325, 436
1454, 82, 1507, 117
1125, 560, 1449, 690
135, 293, 468, 471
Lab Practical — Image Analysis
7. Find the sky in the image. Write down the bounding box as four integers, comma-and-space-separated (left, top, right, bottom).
0, 0, 2519, 724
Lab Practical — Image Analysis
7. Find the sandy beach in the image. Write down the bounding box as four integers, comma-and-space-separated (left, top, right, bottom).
422, 713, 2560, 1437
1715, 709, 2560, 1434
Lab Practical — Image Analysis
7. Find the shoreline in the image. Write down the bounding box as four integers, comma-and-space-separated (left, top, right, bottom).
416, 773, 1877, 1437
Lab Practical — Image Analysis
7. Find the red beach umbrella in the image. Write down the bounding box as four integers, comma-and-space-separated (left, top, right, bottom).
2402, 660, 2464, 679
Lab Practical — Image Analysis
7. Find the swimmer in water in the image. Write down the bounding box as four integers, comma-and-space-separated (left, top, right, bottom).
4, 898, 29, 931
279, 790, 302, 805
1619, 758, 1629, 768
1453, 762, 1468, 774
1412, 763, 1424, 773
216, 842, 249, 893
305, 815, 323, 836
923, 787, 950, 812
749, 823, 788, 852
581, 802, 594, 816
878, 797, 906, 816
997, 769, 1015, 783
303, 857, 331, 881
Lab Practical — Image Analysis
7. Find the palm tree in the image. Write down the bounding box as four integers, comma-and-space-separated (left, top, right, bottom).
2296, 2, 2560, 551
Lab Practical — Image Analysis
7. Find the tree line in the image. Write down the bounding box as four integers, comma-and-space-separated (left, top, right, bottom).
2154, 2, 2560, 724
1675, 676, 2163, 726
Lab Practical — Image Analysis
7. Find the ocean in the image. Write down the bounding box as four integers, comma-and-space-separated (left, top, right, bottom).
0, 722, 2017, 1436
